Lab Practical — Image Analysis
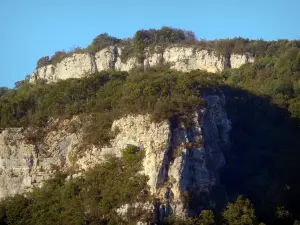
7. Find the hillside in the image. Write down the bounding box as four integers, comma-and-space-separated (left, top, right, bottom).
0, 27, 300, 225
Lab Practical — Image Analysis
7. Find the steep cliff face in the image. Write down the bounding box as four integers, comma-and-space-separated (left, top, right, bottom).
31, 53, 96, 82
0, 94, 230, 217
31, 46, 254, 83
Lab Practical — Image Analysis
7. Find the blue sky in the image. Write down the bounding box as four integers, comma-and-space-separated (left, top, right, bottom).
0, 0, 299, 87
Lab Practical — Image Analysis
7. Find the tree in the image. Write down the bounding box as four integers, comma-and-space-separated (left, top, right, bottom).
275, 205, 293, 224
193, 210, 215, 225
185, 31, 196, 43
0, 87, 9, 97
222, 195, 257, 225
87, 33, 120, 53
36, 56, 50, 69
50, 51, 67, 66
1, 195, 29, 225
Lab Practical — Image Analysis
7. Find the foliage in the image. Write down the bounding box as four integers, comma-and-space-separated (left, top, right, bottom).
50, 50, 68, 66
196, 210, 216, 225
276, 205, 291, 219
222, 195, 257, 225
87, 33, 121, 53
36, 56, 50, 69
0, 70, 218, 146
213, 38, 300, 58
221, 49, 300, 117
0, 87, 9, 98
132, 26, 193, 49
131, 27, 195, 63
0, 147, 149, 225
33, 27, 205, 67
33, 27, 300, 68
163, 210, 216, 225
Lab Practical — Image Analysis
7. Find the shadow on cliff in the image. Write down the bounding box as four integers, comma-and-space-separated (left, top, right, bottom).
219, 85, 300, 224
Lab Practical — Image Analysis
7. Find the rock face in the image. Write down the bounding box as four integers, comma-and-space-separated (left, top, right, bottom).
30, 46, 254, 83
31, 53, 96, 82
0, 94, 230, 218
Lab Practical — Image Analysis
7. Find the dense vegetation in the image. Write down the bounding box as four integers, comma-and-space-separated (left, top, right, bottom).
0, 69, 218, 146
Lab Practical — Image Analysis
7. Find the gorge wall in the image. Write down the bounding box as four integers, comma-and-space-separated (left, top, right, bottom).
30, 46, 254, 83
0, 94, 230, 218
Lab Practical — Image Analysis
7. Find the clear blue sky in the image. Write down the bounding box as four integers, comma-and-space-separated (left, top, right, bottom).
1, 0, 299, 88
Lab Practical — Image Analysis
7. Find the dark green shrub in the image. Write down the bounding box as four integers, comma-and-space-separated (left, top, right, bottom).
87, 33, 120, 53
50, 51, 68, 66
36, 56, 50, 69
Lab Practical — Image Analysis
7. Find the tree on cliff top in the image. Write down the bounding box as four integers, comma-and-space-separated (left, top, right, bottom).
87, 33, 120, 53
36, 56, 50, 69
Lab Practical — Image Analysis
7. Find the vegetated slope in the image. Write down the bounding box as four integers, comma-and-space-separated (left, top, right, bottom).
0, 69, 219, 146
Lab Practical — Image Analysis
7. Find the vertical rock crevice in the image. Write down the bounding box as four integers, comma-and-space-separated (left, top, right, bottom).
224, 52, 232, 69
110, 46, 118, 69
156, 117, 176, 189
89, 53, 98, 73
154, 94, 231, 218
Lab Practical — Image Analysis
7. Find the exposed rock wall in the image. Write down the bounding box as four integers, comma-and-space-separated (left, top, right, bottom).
162, 48, 224, 72
30, 46, 254, 83
230, 53, 253, 69
0, 94, 230, 218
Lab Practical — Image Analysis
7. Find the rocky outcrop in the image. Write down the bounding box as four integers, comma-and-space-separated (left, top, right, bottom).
162, 48, 224, 72
31, 53, 95, 82
0, 94, 230, 218
30, 46, 254, 83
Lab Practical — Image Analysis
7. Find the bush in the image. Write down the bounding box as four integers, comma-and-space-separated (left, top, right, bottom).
87, 33, 120, 53
36, 56, 50, 69
50, 51, 68, 66
222, 195, 257, 225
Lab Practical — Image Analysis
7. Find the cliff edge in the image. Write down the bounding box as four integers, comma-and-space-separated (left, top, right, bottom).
30, 46, 253, 83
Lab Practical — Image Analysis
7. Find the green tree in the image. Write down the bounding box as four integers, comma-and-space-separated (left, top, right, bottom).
50, 51, 67, 66
1, 195, 29, 225
87, 33, 120, 53
36, 56, 50, 69
0, 87, 9, 97
222, 195, 257, 225
193, 210, 216, 225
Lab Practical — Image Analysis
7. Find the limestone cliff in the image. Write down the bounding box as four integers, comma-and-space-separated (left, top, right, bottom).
0, 94, 230, 217
30, 46, 254, 83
